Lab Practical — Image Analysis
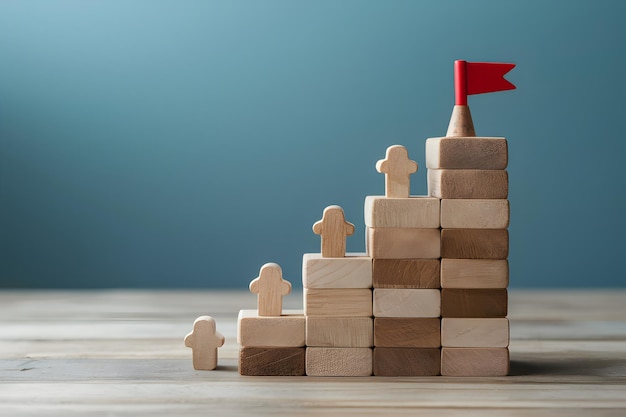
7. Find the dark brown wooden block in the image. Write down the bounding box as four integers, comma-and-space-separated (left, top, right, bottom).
441, 289, 508, 318
239, 347, 305, 376
428, 169, 508, 199
441, 347, 510, 376
372, 259, 440, 289
373, 348, 440, 376
441, 229, 509, 259
374, 318, 441, 348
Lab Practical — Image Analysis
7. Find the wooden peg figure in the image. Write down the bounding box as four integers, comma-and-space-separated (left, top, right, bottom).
312, 205, 355, 258
249, 263, 292, 316
184, 316, 225, 370
376, 145, 418, 198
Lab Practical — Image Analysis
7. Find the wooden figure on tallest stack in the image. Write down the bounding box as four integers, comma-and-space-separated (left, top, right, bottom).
427, 60, 515, 376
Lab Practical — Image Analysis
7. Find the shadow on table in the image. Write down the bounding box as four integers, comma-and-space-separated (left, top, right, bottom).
510, 358, 626, 377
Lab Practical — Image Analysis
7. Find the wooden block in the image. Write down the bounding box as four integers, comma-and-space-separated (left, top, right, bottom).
367, 227, 440, 259
426, 137, 508, 169
249, 263, 292, 316
373, 348, 440, 376
304, 288, 372, 317
302, 253, 372, 289
441, 289, 508, 318
428, 169, 508, 199
364, 196, 440, 228
306, 347, 372, 376
237, 310, 305, 347
441, 229, 509, 259
239, 347, 305, 376
372, 259, 440, 289
441, 259, 509, 288
374, 318, 440, 348
441, 199, 510, 229
442, 318, 509, 347
306, 317, 373, 347
441, 347, 509, 376
312, 205, 355, 258
373, 289, 440, 318
375, 145, 418, 198
183, 316, 225, 371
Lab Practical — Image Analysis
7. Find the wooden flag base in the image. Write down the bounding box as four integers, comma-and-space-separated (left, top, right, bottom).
446, 105, 476, 137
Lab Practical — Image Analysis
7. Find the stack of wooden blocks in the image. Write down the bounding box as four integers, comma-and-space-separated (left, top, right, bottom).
237, 134, 510, 377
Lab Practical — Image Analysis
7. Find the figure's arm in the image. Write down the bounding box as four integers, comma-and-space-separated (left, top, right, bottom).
249, 278, 260, 293
375, 159, 388, 173
184, 332, 194, 348
281, 279, 292, 296
345, 222, 355, 236
312, 221, 323, 235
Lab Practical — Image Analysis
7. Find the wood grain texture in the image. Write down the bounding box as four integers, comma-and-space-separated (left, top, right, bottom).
426, 136, 508, 169
312, 205, 355, 258
237, 310, 305, 347
306, 317, 373, 347
183, 316, 224, 370
441, 199, 510, 229
441, 229, 509, 259
306, 347, 373, 376
428, 169, 508, 199
373, 347, 441, 376
445, 105, 476, 138
441, 347, 510, 376
375, 145, 418, 198
364, 196, 440, 228
239, 347, 305, 376
374, 318, 441, 348
441, 289, 508, 318
302, 253, 372, 289
304, 288, 372, 317
367, 227, 441, 259
373, 258, 440, 289
373, 289, 441, 318
442, 318, 509, 348
441, 259, 509, 288
249, 263, 292, 316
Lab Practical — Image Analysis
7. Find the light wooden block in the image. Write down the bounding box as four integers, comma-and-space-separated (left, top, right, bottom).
306, 347, 373, 376
441, 199, 510, 229
306, 317, 373, 347
441, 347, 510, 376
302, 253, 372, 289
428, 169, 508, 199
374, 318, 440, 348
373, 289, 440, 318
367, 227, 440, 259
304, 288, 372, 317
441, 259, 509, 288
441, 229, 509, 259
372, 259, 440, 289
442, 318, 509, 348
237, 310, 305, 347
441, 289, 508, 318
425, 137, 508, 169
239, 347, 305, 376
364, 196, 440, 228
373, 348, 440, 376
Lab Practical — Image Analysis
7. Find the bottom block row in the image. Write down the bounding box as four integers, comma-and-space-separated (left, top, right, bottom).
239, 347, 509, 377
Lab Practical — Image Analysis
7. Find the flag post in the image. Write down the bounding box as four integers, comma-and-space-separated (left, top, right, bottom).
446, 60, 516, 137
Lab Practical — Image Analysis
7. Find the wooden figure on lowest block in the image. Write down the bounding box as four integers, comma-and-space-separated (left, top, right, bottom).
312, 205, 355, 258
249, 263, 292, 316
376, 145, 418, 198
184, 316, 225, 370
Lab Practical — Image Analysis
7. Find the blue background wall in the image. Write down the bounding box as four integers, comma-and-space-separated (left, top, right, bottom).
1, 1, 624, 288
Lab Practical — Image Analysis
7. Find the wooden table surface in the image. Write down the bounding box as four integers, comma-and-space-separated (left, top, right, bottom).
1, 289, 625, 416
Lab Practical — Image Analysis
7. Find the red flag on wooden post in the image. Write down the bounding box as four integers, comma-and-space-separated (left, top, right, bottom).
448, 60, 516, 137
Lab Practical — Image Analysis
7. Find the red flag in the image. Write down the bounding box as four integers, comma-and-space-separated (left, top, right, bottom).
455, 60, 515, 105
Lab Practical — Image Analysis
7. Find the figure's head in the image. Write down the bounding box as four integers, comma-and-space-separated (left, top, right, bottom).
193, 316, 216, 333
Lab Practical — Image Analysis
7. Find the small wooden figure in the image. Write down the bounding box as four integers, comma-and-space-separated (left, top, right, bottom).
184, 316, 225, 371
249, 263, 292, 316
312, 205, 355, 258
375, 145, 418, 198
